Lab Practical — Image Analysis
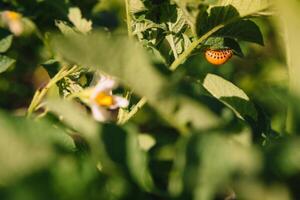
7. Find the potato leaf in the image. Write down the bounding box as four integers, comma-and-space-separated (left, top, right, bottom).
203, 73, 257, 121
0, 30, 13, 53
0, 55, 15, 74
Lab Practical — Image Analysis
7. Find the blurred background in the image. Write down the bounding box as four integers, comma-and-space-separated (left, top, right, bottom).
0, 0, 299, 200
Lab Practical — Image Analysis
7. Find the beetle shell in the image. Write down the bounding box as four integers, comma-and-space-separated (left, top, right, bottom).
205, 49, 233, 65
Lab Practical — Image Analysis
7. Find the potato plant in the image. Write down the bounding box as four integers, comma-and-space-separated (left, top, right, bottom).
0, 0, 300, 200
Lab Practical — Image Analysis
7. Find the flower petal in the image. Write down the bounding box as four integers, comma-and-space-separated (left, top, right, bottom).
110, 96, 129, 109
1, 11, 23, 36
91, 104, 111, 122
92, 75, 117, 99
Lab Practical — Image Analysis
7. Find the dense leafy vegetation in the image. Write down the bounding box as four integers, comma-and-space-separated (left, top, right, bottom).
0, 0, 300, 200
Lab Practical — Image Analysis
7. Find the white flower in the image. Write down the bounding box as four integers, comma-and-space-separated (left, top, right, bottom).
90, 75, 129, 122
1, 11, 23, 36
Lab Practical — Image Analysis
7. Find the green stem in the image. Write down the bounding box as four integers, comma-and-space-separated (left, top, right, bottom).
125, 0, 133, 37
27, 65, 79, 117
118, 97, 147, 125
169, 24, 224, 71
120, 1, 148, 123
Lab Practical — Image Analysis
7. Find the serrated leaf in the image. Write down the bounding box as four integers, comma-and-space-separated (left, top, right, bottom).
0, 55, 15, 73
0, 30, 13, 53
172, 0, 206, 30
203, 73, 257, 121
170, 8, 187, 34
182, 33, 192, 49
55, 20, 76, 35
68, 7, 92, 34
129, 0, 147, 13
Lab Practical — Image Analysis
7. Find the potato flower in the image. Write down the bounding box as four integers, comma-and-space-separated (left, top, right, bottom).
90, 75, 129, 122
1, 11, 23, 36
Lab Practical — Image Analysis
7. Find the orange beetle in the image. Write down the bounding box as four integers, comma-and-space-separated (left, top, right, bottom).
205, 49, 233, 65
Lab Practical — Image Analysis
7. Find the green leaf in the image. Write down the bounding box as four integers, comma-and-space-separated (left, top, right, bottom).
276, 0, 300, 133
47, 99, 98, 138
51, 32, 220, 131
204, 37, 244, 57
216, 0, 271, 17
68, 7, 92, 34
185, 133, 261, 200
197, 5, 264, 45
169, 8, 187, 34
173, 0, 213, 30
0, 30, 13, 53
267, 137, 300, 176
0, 55, 15, 73
0, 110, 75, 185
101, 124, 154, 191
223, 37, 244, 56
217, 20, 264, 45
41, 59, 60, 77
126, 125, 154, 191
129, 0, 147, 13
203, 73, 257, 121
196, 5, 240, 36
93, 0, 124, 12
170, 2, 267, 70
55, 20, 77, 36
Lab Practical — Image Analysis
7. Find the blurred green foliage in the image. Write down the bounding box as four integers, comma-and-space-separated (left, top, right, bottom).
0, 0, 300, 200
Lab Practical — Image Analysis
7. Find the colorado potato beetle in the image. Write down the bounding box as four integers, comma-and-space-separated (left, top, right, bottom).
205, 49, 233, 65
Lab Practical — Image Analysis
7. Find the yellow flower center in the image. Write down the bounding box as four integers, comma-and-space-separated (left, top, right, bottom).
5, 11, 21, 21
95, 92, 114, 107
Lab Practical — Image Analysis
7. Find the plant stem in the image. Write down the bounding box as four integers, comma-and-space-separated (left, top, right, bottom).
169, 24, 224, 71
27, 65, 78, 117
118, 97, 147, 125
125, 0, 133, 37
120, 1, 148, 123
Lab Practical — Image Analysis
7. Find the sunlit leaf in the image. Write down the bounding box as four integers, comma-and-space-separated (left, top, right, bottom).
203, 73, 257, 121
0, 31, 13, 53
216, 0, 271, 17
0, 55, 15, 74
129, 0, 147, 13
55, 20, 76, 35
68, 7, 92, 34
275, 0, 300, 132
